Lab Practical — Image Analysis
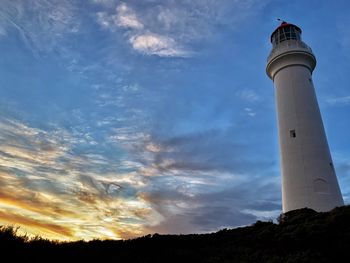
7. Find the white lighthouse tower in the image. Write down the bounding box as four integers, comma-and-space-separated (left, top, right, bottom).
266, 21, 344, 213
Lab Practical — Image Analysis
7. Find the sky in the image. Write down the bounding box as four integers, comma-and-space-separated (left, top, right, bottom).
0, 0, 349, 241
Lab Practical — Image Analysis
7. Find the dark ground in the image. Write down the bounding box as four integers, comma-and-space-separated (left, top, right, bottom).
1, 205, 350, 262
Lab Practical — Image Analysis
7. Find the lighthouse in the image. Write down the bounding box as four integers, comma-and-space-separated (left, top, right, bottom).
266, 22, 344, 212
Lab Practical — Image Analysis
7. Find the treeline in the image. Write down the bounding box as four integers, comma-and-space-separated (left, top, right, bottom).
1, 206, 350, 262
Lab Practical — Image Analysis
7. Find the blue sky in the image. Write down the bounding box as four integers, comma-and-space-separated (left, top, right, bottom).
0, 0, 349, 240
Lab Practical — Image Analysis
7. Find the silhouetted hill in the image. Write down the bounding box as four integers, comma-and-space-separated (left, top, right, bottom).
2, 205, 350, 262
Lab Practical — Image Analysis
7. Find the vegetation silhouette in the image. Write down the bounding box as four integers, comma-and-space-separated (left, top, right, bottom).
2, 205, 350, 262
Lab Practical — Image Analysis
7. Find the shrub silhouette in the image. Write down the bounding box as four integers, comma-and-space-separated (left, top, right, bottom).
1, 206, 350, 262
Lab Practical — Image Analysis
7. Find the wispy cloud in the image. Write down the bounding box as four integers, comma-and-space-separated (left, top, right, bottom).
244, 107, 256, 117
0, 0, 280, 241
0, 117, 159, 240
95, 2, 190, 57
326, 96, 350, 106
90, 0, 116, 7
0, 0, 79, 54
0, 97, 272, 240
94, 0, 268, 57
141, 180, 280, 234
237, 89, 261, 103
106, 127, 280, 234
0, 210, 73, 237
336, 13, 350, 55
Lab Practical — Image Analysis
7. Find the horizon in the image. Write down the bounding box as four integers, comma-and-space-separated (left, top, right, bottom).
0, 0, 349, 241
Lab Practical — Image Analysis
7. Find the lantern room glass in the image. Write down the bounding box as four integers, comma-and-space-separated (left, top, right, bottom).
271, 25, 302, 47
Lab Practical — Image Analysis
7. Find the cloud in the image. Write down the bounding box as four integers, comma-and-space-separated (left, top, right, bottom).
138, 131, 272, 175
237, 89, 261, 103
92, 0, 271, 58
0, 117, 158, 240
326, 96, 350, 106
336, 13, 350, 54
0, 210, 73, 237
95, 2, 190, 57
96, 3, 144, 31
0, 186, 75, 218
96, 12, 113, 29
0, 0, 80, 54
0, 0, 280, 241
90, 0, 116, 6
107, 127, 280, 235
115, 2, 144, 30
142, 181, 280, 234
129, 33, 189, 57
244, 107, 256, 117
94, 0, 270, 57
0, 110, 279, 240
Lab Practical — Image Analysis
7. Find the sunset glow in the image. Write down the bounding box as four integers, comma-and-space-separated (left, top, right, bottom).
0, 0, 349, 240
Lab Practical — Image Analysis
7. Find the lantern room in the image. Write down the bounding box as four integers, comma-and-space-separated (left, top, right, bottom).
270, 21, 302, 47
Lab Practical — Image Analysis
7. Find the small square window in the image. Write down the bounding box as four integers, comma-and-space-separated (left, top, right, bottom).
290, 130, 296, 138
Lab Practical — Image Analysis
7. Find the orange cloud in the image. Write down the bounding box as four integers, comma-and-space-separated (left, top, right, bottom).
0, 210, 73, 237
0, 117, 166, 241
0, 192, 76, 218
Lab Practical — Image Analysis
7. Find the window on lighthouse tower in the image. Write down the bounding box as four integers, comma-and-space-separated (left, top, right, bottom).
290, 130, 296, 138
